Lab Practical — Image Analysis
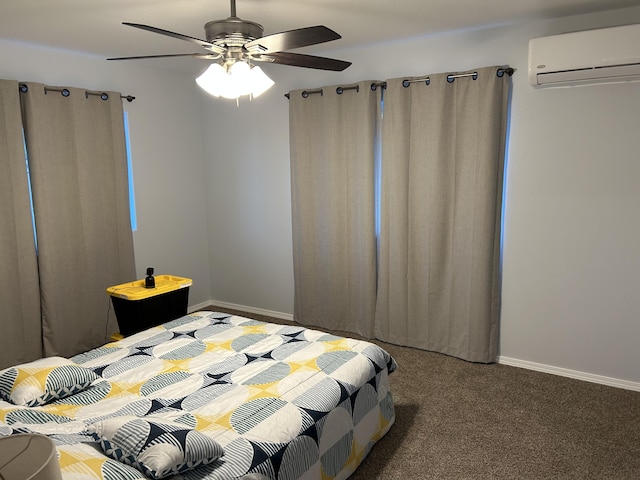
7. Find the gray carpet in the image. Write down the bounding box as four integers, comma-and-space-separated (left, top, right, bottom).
205, 307, 640, 479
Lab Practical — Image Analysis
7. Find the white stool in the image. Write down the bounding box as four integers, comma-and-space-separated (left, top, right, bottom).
0, 434, 62, 480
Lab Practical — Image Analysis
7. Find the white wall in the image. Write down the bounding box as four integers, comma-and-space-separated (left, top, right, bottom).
200, 94, 294, 314
199, 7, 640, 386
0, 41, 212, 306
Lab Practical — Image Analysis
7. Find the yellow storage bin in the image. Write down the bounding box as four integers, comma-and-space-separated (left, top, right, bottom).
107, 275, 192, 337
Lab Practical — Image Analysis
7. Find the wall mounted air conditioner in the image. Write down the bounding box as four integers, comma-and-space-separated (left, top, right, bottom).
528, 23, 640, 87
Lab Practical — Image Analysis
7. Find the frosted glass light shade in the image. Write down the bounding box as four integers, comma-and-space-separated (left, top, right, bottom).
249, 66, 275, 98
196, 62, 274, 99
195, 63, 227, 97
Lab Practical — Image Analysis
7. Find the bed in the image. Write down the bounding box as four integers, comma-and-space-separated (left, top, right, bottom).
0, 311, 396, 479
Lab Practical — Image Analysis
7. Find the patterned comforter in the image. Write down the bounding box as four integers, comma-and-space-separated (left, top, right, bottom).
0, 311, 396, 479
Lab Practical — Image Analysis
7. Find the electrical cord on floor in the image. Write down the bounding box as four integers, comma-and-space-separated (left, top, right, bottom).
104, 286, 126, 343
104, 295, 112, 343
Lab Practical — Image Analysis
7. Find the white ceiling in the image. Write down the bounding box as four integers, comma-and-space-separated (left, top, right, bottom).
1, 0, 638, 69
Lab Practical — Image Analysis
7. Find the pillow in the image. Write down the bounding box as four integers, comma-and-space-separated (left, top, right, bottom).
0, 357, 99, 407
88, 415, 224, 479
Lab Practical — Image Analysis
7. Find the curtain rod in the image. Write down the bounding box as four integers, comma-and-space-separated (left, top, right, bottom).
286, 67, 514, 98
283, 83, 361, 99
370, 67, 514, 91
19, 83, 135, 102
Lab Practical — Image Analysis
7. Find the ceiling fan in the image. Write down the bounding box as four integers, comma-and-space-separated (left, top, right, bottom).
107, 0, 351, 73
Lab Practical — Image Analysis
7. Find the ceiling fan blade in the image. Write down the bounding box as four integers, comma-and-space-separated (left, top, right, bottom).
244, 25, 341, 53
260, 52, 351, 71
107, 53, 219, 61
122, 22, 226, 55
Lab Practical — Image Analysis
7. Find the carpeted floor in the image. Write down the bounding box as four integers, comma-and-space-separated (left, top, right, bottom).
204, 306, 640, 479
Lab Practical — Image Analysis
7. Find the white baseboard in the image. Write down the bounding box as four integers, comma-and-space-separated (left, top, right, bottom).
188, 300, 214, 313
191, 299, 294, 323
498, 356, 640, 392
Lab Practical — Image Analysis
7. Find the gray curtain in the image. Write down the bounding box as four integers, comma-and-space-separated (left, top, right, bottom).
289, 81, 380, 337
0, 80, 42, 369
375, 67, 510, 362
21, 83, 136, 357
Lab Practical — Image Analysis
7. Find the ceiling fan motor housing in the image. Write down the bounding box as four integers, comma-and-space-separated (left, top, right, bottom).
204, 18, 264, 47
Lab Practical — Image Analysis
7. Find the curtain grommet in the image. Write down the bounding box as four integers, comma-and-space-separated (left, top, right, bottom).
301, 89, 323, 98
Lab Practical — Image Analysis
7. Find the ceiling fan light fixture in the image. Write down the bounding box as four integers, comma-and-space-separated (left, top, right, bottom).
196, 60, 274, 100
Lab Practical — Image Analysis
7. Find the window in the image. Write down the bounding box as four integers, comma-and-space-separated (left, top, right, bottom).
123, 112, 137, 231
23, 131, 37, 250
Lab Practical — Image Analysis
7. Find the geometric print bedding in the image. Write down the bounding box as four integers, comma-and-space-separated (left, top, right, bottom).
0, 311, 397, 480
0, 356, 99, 407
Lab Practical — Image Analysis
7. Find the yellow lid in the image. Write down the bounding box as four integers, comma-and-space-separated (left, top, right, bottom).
106, 275, 192, 300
